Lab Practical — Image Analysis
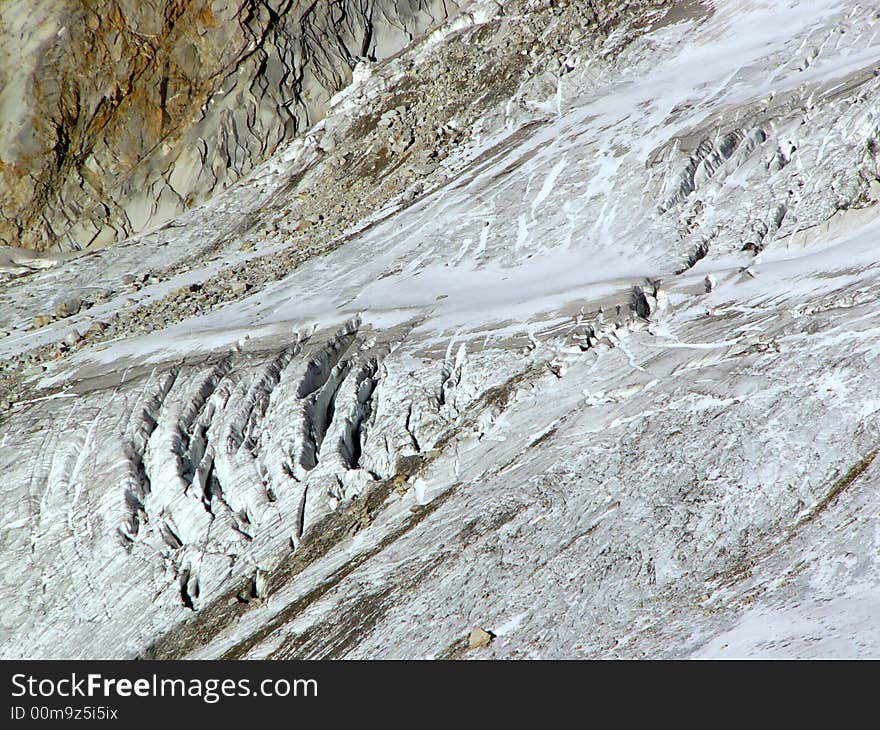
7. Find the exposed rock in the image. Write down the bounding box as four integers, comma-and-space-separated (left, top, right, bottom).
54, 296, 82, 319
62, 329, 83, 348
230, 280, 248, 297
468, 628, 495, 649
84, 321, 108, 337
31, 313, 55, 329
0, 0, 463, 253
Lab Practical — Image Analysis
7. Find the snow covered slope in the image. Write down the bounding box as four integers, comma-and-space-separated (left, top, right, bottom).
1, 0, 880, 658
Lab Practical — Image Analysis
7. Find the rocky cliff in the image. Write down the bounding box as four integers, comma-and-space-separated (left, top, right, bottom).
0, 0, 460, 252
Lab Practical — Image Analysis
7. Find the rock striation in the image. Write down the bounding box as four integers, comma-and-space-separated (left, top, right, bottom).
0, 0, 461, 252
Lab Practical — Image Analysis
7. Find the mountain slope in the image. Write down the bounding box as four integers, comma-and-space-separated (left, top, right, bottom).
1, 0, 879, 659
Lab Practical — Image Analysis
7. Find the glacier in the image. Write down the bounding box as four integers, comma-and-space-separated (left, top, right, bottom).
1, 0, 880, 659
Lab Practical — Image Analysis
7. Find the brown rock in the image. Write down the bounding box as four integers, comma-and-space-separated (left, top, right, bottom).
85, 321, 108, 337
468, 627, 495, 649
32, 314, 55, 329
1, 1, 458, 252
55, 297, 82, 318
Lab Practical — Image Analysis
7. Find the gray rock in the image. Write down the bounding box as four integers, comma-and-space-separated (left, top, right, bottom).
230, 280, 249, 297
55, 297, 82, 319
63, 330, 83, 347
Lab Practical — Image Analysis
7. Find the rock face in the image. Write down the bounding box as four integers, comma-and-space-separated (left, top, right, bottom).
469, 628, 494, 649
2, 0, 880, 660
0, 0, 460, 252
